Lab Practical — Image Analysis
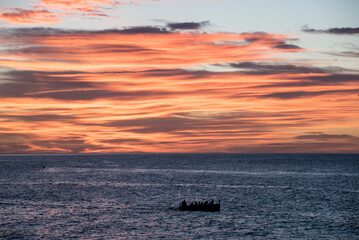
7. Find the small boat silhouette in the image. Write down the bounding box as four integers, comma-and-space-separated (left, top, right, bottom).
176, 199, 220, 212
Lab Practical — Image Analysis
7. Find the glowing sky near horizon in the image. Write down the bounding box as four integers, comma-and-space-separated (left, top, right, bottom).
0, 0, 358, 153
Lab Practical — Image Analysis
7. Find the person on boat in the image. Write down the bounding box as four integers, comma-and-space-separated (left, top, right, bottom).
180, 200, 187, 207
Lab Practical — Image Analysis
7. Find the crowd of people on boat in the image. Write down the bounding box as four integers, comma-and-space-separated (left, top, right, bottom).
174, 198, 220, 211
180, 199, 216, 208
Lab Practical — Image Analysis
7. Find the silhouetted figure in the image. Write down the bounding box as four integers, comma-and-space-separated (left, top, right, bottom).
180, 200, 187, 207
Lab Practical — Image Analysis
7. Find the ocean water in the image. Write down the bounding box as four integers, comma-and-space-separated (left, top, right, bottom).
0, 154, 358, 239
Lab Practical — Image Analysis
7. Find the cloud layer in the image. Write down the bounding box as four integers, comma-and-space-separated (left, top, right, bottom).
0, 26, 358, 153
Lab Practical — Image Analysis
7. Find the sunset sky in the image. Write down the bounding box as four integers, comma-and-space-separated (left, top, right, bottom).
0, 0, 358, 153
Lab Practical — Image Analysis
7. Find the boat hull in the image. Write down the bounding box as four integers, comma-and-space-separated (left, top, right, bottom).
178, 203, 220, 212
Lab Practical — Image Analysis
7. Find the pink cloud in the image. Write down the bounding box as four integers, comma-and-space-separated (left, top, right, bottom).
0, 8, 62, 24
1, 0, 160, 25
37, 0, 114, 13
36, 0, 158, 13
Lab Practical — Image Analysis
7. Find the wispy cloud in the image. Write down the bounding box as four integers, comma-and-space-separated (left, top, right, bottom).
325, 51, 359, 58
0, 0, 159, 25
302, 25, 359, 34
295, 133, 359, 141
228, 62, 328, 74
259, 89, 359, 99
0, 8, 63, 24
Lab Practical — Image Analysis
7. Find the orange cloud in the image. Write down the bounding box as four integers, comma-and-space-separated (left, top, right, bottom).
0, 28, 300, 71
38, 0, 157, 10
0, 0, 159, 25
0, 8, 62, 24
36, 0, 115, 14
36, 0, 161, 17
0, 27, 358, 153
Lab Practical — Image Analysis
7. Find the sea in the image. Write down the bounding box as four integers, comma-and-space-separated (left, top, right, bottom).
0, 154, 358, 239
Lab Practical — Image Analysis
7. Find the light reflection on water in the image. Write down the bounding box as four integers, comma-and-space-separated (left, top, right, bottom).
0, 153, 358, 239
45, 166, 359, 177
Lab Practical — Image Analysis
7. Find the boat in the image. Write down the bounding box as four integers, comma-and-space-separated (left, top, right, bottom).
177, 200, 220, 212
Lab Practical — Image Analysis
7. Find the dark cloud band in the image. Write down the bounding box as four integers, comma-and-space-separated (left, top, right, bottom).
166, 21, 210, 30
303, 26, 359, 34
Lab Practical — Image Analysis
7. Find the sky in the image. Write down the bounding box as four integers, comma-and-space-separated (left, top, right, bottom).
0, 0, 358, 154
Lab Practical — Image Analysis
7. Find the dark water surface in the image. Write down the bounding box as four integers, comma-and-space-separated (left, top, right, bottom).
1, 154, 358, 239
